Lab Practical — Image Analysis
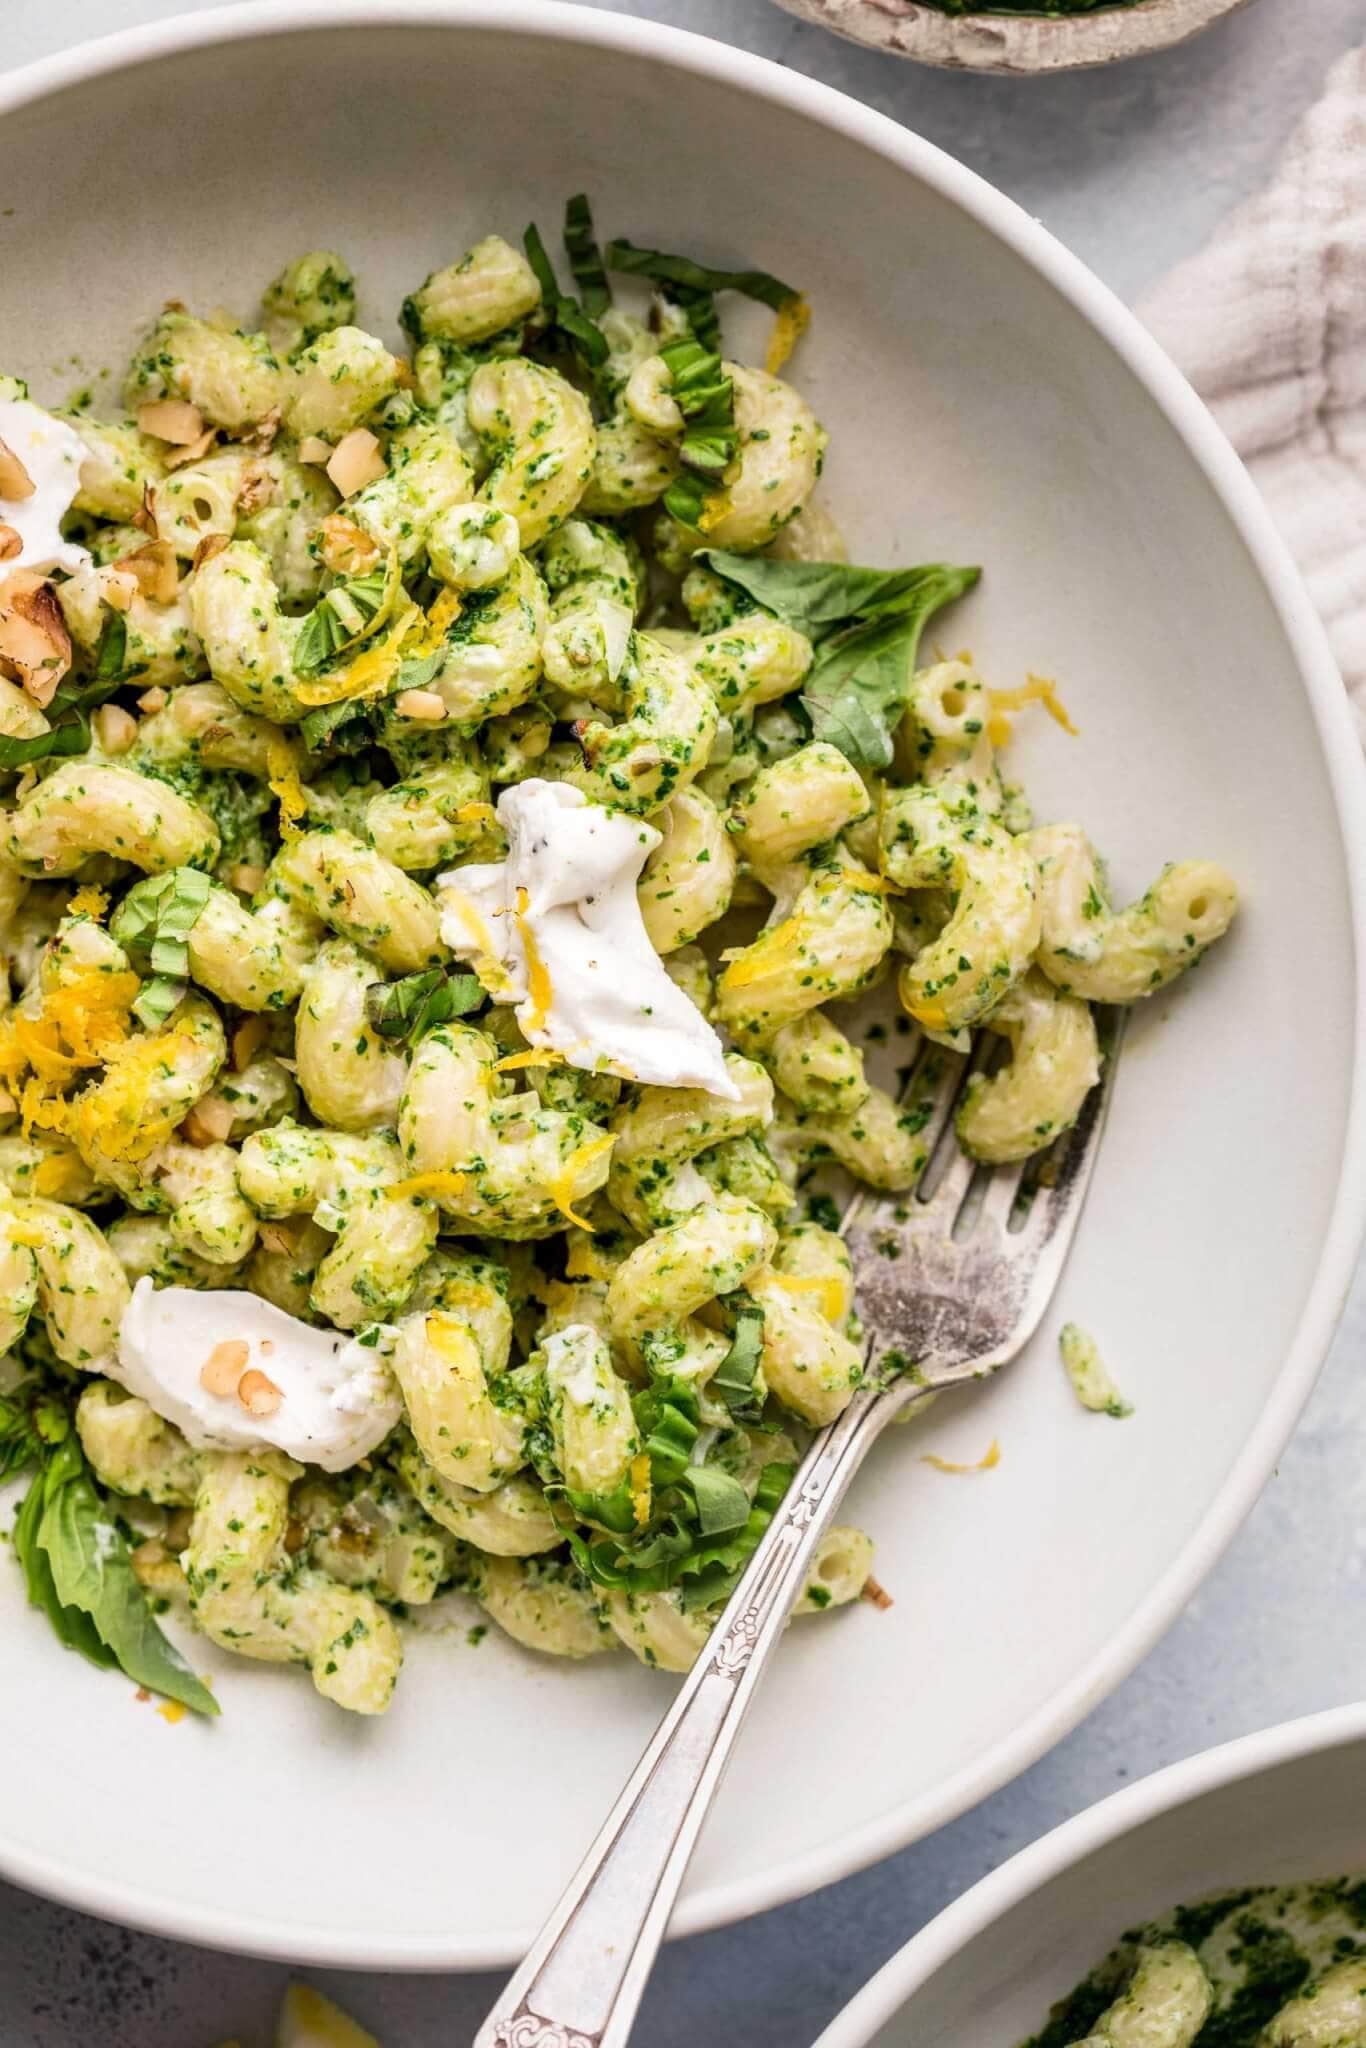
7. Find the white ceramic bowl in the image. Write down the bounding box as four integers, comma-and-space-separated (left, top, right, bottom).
0, 0, 1363, 1973
768, 0, 1255, 75
815, 1703, 1366, 2046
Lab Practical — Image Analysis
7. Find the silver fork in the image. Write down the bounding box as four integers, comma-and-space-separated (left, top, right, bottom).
474, 1011, 1126, 2048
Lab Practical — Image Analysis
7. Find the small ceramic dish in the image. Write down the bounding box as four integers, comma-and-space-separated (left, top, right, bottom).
768, 0, 1256, 74
816, 1703, 1366, 2044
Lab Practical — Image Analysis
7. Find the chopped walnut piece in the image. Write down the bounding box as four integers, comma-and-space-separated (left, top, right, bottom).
93, 704, 138, 755
162, 427, 218, 472
135, 398, 205, 446
0, 570, 72, 706
114, 538, 178, 606
0, 526, 20, 562
244, 406, 282, 454
199, 1338, 249, 1398
860, 1574, 894, 1612
326, 428, 385, 497
192, 530, 231, 572
0, 436, 35, 501
296, 435, 333, 466
235, 463, 276, 516
238, 1369, 283, 1418
181, 1095, 234, 1146
394, 689, 446, 722
318, 513, 381, 577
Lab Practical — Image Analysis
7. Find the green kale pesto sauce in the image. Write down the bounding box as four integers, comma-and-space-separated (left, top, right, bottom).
1024, 1879, 1366, 2048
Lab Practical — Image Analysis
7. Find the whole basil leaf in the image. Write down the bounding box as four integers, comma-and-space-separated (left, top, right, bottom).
604, 240, 799, 354
524, 223, 609, 370
681, 1463, 750, 1538
699, 551, 981, 772
39, 1462, 218, 1716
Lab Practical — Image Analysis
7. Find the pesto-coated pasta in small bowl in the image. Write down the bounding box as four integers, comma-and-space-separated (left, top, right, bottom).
0, 0, 1359, 1976
815, 1706, 1366, 2048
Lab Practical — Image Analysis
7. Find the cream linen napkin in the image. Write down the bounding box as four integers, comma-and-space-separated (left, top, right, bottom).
1139, 47, 1366, 743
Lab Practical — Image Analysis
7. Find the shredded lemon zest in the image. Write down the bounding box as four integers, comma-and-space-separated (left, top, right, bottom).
905, 997, 949, 1033
456, 800, 498, 827
839, 867, 892, 895
32, 1149, 88, 1200
156, 1699, 187, 1725
494, 1047, 565, 1073
266, 738, 308, 840
921, 1438, 1001, 1475
765, 294, 811, 376
514, 884, 554, 1036
426, 585, 462, 637
293, 599, 422, 708
629, 1451, 653, 1529
441, 889, 514, 997
985, 675, 1077, 749
67, 1016, 201, 1163
549, 1132, 616, 1231
696, 491, 732, 537
66, 884, 109, 921
386, 1169, 468, 1203
6, 1222, 47, 1249
764, 1270, 846, 1323
718, 914, 802, 992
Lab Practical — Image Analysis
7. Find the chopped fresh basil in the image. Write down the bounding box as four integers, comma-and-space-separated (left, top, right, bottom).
523, 223, 609, 370
563, 193, 611, 318
658, 336, 738, 532
710, 1303, 765, 1422
110, 866, 212, 1028
604, 238, 799, 354
363, 968, 484, 1044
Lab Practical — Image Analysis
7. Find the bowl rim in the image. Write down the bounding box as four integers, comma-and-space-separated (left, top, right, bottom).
1, 0, 1365, 1972
813, 1700, 1366, 2046
767, 0, 1255, 76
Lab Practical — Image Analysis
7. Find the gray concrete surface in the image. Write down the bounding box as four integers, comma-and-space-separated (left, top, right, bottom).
3, 1, 1366, 2041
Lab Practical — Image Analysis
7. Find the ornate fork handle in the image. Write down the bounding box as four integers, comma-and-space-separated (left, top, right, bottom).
474, 1375, 921, 2048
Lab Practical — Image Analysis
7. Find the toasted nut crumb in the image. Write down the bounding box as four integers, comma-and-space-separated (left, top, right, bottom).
182, 1096, 234, 1146
244, 405, 282, 454
296, 435, 333, 466
135, 398, 205, 446
137, 686, 168, 714
231, 864, 266, 901
318, 512, 381, 577
100, 566, 136, 613
192, 531, 231, 571
92, 704, 138, 755
0, 570, 72, 706
394, 688, 446, 722
238, 1368, 282, 1418
259, 1222, 298, 1255
326, 428, 385, 497
235, 462, 275, 516
133, 483, 159, 537
0, 525, 21, 562
860, 1574, 894, 1611
200, 1338, 249, 1398
0, 436, 35, 501
231, 1013, 269, 1071
259, 1338, 274, 1356
162, 427, 218, 471
283, 1517, 307, 1555
114, 539, 178, 607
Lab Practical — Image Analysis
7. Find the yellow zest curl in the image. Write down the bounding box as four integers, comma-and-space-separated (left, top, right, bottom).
985, 675, 1077, 749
